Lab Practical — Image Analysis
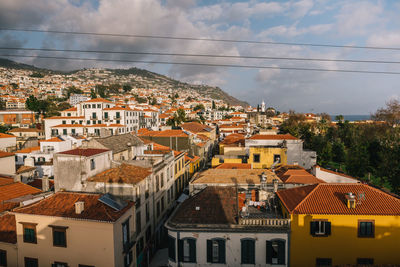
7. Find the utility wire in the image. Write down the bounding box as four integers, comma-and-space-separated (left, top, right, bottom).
1, 28, 400, 51
1, 47, 400, 64
3, 54, 400, 75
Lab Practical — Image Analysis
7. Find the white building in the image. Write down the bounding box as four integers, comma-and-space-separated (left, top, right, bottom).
69, 94, 90, 106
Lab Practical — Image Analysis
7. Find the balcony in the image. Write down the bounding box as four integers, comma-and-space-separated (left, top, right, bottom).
239, 218, 290, 227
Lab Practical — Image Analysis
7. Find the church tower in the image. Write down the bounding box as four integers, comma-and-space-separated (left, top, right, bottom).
261, 100, 266, 112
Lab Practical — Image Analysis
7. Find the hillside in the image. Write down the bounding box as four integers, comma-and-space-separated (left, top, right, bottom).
0, 58, 249, 107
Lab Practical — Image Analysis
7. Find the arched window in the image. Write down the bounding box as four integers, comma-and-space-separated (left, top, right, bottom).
206, 238, 225, 264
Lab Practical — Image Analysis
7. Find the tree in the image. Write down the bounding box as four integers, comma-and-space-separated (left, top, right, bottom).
335, 115, 344, 123
212, 100, 216, 110
332, 140, 346, 163
90, 89, 97, 99
95, 85, 108, 98
66, 86, 83, 98
0, 99, 5, 110
174, 93, 179, 99
193, 104, 205, 111
372, 99, 400, 126
123, 84, 132, 93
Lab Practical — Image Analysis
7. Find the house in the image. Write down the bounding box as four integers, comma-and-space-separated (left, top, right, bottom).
83, 133, 146, 161
0, 151, 16, 176
0, 133, 17, 152
276, 183, 400, 266
53, 148, 112, 192
180, 122, 216, 142
0, 180, 42, 213
274, 165, 325, 188
311, 165, 360, 183
166, 186, 289, 266
8, 128, 45, 149
246, 134, 317, 169
1, 192, 135, 267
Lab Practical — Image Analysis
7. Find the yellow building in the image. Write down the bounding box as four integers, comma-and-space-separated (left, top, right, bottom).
277, 183, 400, 266
174, 151, 186, 196
0, 192, 135, 267
248, 146, 287, 169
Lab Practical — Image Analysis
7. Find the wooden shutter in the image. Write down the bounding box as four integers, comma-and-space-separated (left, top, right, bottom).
241, 240, 246, 263
178, 239, 183, 262
325, 222, 331, 235
249, 240, 255, 264
206, 240, 212, 263
218, 239, 226, 264
189, 239, 196, 263
277, 240, 285, 265
266, 240, 272, 264
168, 236, 176, 261
310, 221, 317, 235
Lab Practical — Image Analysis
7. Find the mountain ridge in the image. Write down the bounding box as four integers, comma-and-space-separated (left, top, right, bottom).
0, 58, 249, 107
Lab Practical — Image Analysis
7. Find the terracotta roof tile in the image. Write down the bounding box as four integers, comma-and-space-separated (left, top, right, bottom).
8, 128, 42, 133
275, 165, 324, 184
27, 178, 54, 190
88, 163, 152, 184
181, 122, 212, 133
15, 146, 40, 153
0, 133, 15, 138
62, 107, 77, 112
58, 148, 109, 157
0, 177, 14, 186
192, 169, 281, 185
0, 151, 14, 158
139, 130, 188, 137
248, 134, 299, 140
0, 213, 16, 244
170, 187, 237, 225
277, 184, 400, 215
16, 166, 36, 174
0, 182, 42, 212
84, 98, 113, 103
216, 163, 251, 169
13, 192, 133, 222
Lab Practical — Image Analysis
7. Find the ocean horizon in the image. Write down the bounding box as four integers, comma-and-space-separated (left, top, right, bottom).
330, 115, 371, 122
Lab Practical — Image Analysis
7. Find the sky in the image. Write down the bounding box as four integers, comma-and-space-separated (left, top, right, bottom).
1, 0, 400, 114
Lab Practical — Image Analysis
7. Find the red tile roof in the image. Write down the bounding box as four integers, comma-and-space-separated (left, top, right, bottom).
15, 146, 40, 153
0, 177, 14, 186
0, 213, 16, 244
87, 163, 152, 184
139, 129, 189, 137
277, 184, 400, 215
248, 134, 299, 140
62, 107, 77, 112
0, 182, 42, 213
0, 151, 14, 158
216, 163, 251, 169
84, 98, 113, 103
275, 165, 324, 184
58, 148, 109, 157
181, 122, 212, 133
0, 133, 15, 138
13, 192, 133, 222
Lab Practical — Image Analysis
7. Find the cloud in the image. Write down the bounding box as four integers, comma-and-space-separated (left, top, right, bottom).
258, 23, 332, 38
255, 67, 281, 83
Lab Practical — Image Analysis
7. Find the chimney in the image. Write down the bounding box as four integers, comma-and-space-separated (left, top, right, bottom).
273, 179, 279, 193
75, 201, 85, 214
42, 176, 49, 192
345, 193, 356, 208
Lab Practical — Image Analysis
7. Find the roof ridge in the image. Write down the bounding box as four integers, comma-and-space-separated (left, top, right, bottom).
290, 184, 320, 213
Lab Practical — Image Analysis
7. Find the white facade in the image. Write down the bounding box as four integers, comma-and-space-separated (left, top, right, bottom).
311, 165, 360, 183
0, 135, 17, 151
69, 94, 90, 106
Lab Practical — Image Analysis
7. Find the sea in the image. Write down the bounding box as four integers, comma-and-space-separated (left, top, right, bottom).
330, 115, 371, 122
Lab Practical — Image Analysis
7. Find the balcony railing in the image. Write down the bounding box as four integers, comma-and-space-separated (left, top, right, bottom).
238, 218, 290, 227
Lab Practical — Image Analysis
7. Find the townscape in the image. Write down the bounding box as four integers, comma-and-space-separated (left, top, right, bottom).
0, 61, 399, 267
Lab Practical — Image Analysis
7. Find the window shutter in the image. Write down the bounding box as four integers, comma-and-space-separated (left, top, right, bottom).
206, 240, 212, 263
168, 236, 176, 261
241, 240, 246, 264
178, 239, 183, 262
266, 240, 272, 264
278, 240, 285, 265
189, 239, 196, 263
310, 221, 317, 235
249, 240, 255, 264
218, 239, 226, 264
325, 222, 331, 235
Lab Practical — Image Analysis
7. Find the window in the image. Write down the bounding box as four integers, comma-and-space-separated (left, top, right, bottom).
122, 218, 130, 249
116, 112, 121, 118
71, 129, 75, 134
161, 173, 164, 188
266, 239, 285, 264
0, 249, 6, 267
87, 120, 90, 125
310, 220, 331, 236
90, 159, 95, 170
178, 238, 196, 263
52, 262, 68, 267
157, 201, 160, 217
62, 129, 67, 135
67, 113, 71, 117
273, 154, 281, 163
136, 211, 141, 234
97, 120, 101, 124
51, 226, 67, 247
241, 239, 255, 264
124, 250, 132, 267
62, 120, 66, 124
22, 223, 37, 243
253, 154, 260, 163
71, 120, 75, 124
104, 112, 108, 119
145, 226, 151, 244
168, 236, 176, 262
97, 104, 101, 108
92, 104, 95, 108
92, 112, 96, 119
207, 239, 225, 263
24, 257, 38, 267
316, 258, 332, 266
145, 203, 150, 222
156, 175, 159, 192
358, 221, 374, 238
357, 258, 374, 265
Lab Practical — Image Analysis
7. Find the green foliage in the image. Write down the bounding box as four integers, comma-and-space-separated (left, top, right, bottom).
95, 84, 108, 98
0, 99, 5, 110
66, 86, 83, 98
193, 104, 205, 111
212, 100, 216, 110
90, 89, 97, 99
280, 110, 400, 193
29, 72, 44, 78
123, 84, 132, 93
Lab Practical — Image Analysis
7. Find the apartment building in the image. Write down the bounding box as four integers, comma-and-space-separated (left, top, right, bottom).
0, 133, 17, 152
166, 186, 289, 266
44, 98, 146, 139
277, 183, 400, 266
0, 191, 135, 267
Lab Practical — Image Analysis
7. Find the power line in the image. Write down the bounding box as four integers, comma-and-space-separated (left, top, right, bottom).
1, 47, 400, 64
1, 28, 400, 51
2, 54, 400, 75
